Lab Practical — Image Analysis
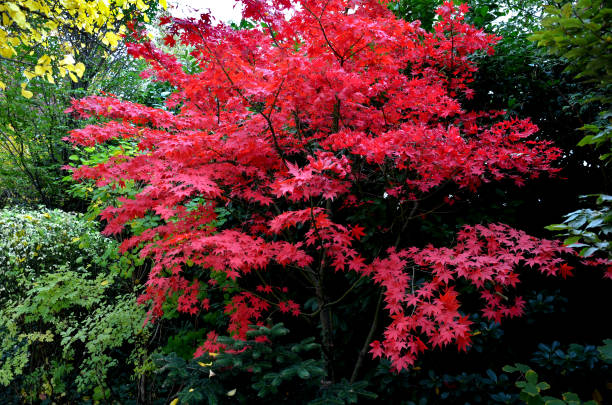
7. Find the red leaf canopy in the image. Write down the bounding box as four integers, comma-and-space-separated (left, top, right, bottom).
67, 0, 575, 371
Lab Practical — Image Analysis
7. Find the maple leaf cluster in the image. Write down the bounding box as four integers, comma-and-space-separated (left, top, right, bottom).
368, 223, 575, 371
65, 0, 604, 372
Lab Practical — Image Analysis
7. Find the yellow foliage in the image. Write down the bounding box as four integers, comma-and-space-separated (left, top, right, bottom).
0, 0, 166, 95
20, 82, 32, 98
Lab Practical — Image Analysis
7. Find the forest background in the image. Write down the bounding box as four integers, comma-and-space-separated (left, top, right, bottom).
0, 0, 610, 404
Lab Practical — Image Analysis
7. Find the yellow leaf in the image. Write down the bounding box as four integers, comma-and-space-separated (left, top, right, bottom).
169, 398, 179, 405
74, 62, 85, 78
0, 44, 16, 58
227, 389, 236, 397
188, 389, 194, 392
37, 54, 51, 65
69, 72, 77, 82
198, 362, 212, 367
6, 3, 28, 28
103, 31, 119, 48
160, 0, 167, 10
46, 73, 55, 84
46, 20, 58, 31
0, 80, 5, 90
101, 280, 109, 286
60, 54, 75, 66
97, 0, 110, 16
24, 70, 35, 80
21, 87, 33, 99
31, 30, 42, 42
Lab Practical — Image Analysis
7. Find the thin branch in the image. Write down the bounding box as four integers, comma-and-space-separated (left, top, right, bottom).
198, 40, 289, 165
326, 276, 363, 307
350, 290, 383, 383
302, 4, 344, 65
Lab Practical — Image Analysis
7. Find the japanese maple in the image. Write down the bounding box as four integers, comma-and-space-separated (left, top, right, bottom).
65, 0, 601, 379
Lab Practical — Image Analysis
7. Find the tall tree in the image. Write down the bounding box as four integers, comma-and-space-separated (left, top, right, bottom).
0, 0, 165, 92
0, 0, 162, 208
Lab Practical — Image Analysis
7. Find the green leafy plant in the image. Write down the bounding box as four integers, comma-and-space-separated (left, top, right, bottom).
155, 323, 377, 404
546, 194, 612, 259
530, 0, 612, 88
0, 207, 152, 403
503, 364, 597, 405
0, 207, 109, 303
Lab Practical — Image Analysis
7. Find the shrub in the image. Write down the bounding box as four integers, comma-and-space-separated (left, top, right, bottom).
0, 207, 109, 302
0, 207, 151, 403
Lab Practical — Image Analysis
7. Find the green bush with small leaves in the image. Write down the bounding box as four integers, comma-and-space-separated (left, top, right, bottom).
0, 207, 152, 403
0, 207, 110, 302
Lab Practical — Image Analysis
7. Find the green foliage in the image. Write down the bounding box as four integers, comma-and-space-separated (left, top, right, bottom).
546, 194, 612, 258
0, 271, 147, 400
530, 0, 612, 87
308, 380, 377, 405
157, 324, 324, 403
503, 364, 597, 405
578, 110, 612, 162
163, 329, 208, 360
0, 69, 75, 207
388, 0, 443, 30
364, 337, 608, 405
532, 0, 611, 148
155, 323, 377, 404
0, 207, 109, 302
598, 339, 612, 363
531, 341, 608, 377
0, 14, 166, 210
0, 207, 151, 403
531, 1, 611, 261
64, 139, 144, 218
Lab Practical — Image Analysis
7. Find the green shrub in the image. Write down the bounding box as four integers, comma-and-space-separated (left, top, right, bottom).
0, 207, 109, 303
0, 207, 151, 403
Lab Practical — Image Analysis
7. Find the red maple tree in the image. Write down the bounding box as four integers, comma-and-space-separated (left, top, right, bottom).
65, 0, 594, 379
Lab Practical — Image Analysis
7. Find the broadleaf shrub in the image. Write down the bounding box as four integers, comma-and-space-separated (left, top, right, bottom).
0, 207, 109, 302
0, 207, 151, 403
